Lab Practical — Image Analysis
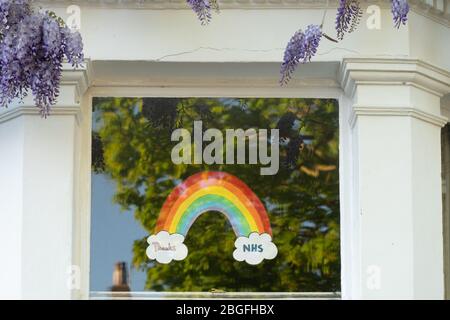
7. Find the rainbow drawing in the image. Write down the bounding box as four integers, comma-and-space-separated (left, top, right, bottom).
155, 171, 272, 238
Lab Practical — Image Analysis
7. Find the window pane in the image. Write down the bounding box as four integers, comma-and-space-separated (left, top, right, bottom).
90, 97, 340, 293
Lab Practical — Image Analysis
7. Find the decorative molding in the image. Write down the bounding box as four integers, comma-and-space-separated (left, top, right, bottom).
0, 105, 83, 125
37, 0, 450, 26
36, 0, 384, 9
409, 0, 450, 27
349, 105, 449, 128
341, 58, 450, 128
62, 61, 92, 104
340, 57, 450, 99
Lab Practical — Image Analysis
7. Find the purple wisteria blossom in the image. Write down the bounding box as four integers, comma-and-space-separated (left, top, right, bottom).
280, 25, 322, 85
187, 0, 212, 25
279, 1, 409, 85
391, 0, 410, 28
335, 0, 363, 40
0, 0, 84, 116
0, 0, 31, 30
62, 27, 84, 67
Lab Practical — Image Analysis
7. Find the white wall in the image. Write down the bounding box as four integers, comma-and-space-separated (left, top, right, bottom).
0, 115, 24, 299
0, 1, 449, 299
409, 12, 450, 71
51, 7, 413, 63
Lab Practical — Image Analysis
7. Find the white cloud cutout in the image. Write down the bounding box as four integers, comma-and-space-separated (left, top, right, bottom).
146, 231, 188, 264
233, 232, 278, 265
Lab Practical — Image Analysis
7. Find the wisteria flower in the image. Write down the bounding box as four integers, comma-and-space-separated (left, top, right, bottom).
391, 0, 409, 28
336, 0, 363, 40
0, 0, 31, 31
280, 25, 322, 85
62, 27, 84, 67
0, 0, 84, 116
187, 0, 212, 25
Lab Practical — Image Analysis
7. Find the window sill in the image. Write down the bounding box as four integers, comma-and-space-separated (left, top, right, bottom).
90, 291, 341, 300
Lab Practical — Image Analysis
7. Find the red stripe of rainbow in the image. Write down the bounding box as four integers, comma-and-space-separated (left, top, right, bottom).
155, 172, 272, 237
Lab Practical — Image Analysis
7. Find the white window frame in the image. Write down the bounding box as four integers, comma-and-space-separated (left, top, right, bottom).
76, 61, 350, 299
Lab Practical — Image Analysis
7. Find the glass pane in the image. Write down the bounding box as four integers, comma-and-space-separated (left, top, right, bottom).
90, 97, 340, 293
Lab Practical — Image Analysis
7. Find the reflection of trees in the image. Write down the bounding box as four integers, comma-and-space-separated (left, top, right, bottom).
93, 97, 340, 292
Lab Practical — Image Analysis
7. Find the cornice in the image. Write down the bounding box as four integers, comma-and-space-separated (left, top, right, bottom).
0, 105, 83, 125
36, 1, 450, 26
349, 105, 449, 128
340, 57, 450, 99
341, 58, 450, 128
36, 0, 381, 9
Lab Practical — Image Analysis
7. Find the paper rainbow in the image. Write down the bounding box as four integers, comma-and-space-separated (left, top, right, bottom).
155, 171, 272, 237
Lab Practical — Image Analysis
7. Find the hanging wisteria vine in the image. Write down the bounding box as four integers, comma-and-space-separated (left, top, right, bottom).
0, 0, 84, 117
0, 0, 410, 116
279, 0, 409, 85
186, 0, 220, 25
185, 0, 410, 85
279, 25, 324, 85
336, 0, 363, 40
391, 0, 410, 28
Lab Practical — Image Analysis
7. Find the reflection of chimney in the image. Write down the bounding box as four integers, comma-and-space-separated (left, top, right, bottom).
110, 262, 130, 292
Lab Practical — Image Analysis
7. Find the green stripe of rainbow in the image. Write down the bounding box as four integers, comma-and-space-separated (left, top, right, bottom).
155, 171, 272, 237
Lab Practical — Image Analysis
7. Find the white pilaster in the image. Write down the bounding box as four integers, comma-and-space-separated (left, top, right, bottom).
0, 65, 90, 299
340, 58, 450, 299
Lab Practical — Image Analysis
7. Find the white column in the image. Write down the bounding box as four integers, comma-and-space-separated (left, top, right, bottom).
0, 66, 90, 299
340, 58, 450, 299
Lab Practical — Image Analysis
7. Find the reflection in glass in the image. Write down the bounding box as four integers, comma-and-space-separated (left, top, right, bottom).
91, 98, 340, 292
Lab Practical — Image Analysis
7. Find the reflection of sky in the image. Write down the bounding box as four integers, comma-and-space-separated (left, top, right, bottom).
90, 174, 147, 292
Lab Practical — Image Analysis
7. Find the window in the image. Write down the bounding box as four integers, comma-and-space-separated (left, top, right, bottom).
90, 97, 340, 296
